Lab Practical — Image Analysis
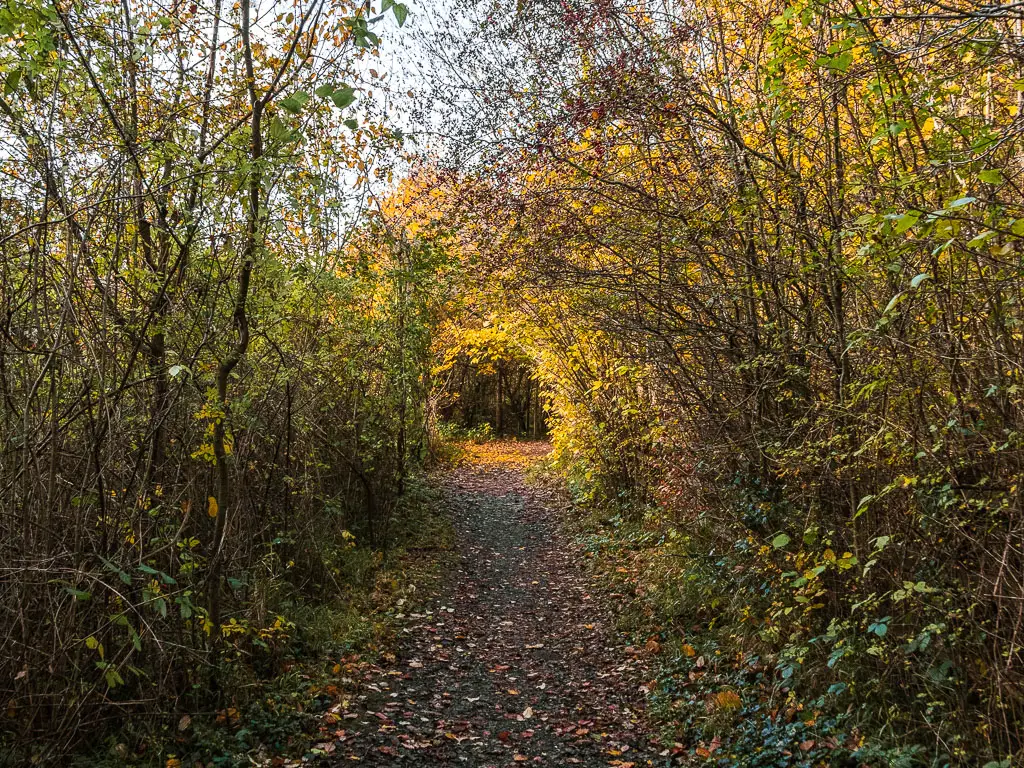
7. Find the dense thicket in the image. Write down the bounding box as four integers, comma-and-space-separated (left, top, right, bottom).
416, 0, 1024, 761
0, 0, 436, 759
8, 0, 1024, 761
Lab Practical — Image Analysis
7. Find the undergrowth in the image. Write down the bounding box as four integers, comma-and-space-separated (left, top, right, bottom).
64, 477, 454, 768
549, 456, 980, 768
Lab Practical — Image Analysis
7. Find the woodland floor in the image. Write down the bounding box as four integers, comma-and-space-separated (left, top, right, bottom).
317, 443, 669, 767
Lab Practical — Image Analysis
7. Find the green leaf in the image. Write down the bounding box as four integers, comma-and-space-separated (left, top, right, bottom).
177, 595, 193, 619
104, 665, 124, 688
64, 587, 91, 601
346, 17, 381, 48
978, 169, 1003, 184
883, 292, 904, 314
392, 2, 409, 26
343, 118, 358, 130
833, 51, 853, 71
909, 273, 930, 289
947, 196, 976, 209
330, 86, 356, 109
772, 533, 791, 549
279, 90, 310, 114
269, 116, 292, 142
314, 83, 335, 98
98, 555, 133, 585
967, 230, 997, 248
855, 494, 875, 519
4, 68, 21, 96
138, 563, 176, 585
892, 210, 921, 234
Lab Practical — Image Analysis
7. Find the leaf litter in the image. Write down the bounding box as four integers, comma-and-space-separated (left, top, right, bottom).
303, 446, 675, 766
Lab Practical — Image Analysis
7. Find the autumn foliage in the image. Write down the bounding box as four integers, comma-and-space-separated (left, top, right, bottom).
411, 0, 1024, 763
6, 0, 1024, 764
0, 0, 429, 761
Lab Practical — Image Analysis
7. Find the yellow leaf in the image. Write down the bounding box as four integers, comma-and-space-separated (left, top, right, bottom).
207, 496, 219, 518
714, 690, 742, 710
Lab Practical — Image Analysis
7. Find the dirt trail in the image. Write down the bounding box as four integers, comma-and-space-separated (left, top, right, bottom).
326, 444, 667, 766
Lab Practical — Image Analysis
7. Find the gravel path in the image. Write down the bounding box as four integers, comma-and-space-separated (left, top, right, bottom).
325, 450, 668, 766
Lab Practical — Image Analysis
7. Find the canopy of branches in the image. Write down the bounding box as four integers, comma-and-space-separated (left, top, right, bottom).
3, 0, 1024, 765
